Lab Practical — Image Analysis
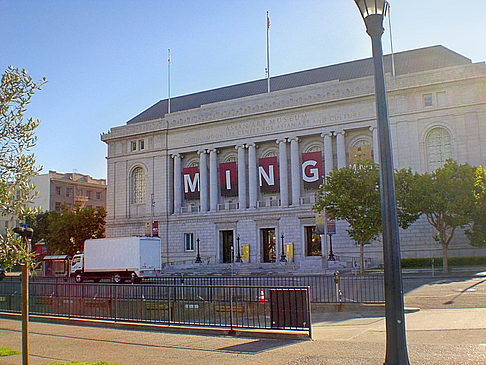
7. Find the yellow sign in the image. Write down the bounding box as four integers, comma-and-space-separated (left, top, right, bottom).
241, 245, 250, 263
285, 243, 293, 260
349, 144, 372, 164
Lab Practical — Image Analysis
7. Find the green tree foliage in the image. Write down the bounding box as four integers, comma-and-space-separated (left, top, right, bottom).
27, 205, 106, 256
465, 165, 486, 247
0, 66, 45, 269
314, 160, 420, 273
415, 160, 476, 272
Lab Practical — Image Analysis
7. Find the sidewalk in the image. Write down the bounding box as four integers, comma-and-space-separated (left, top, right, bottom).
0, 306, 485, 364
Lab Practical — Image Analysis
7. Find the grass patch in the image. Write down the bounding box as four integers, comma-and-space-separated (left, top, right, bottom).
401, 256, 486, 268
0, 346, 20, 356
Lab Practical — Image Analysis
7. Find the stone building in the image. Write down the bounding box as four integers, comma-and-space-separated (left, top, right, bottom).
102, 46, 486, 272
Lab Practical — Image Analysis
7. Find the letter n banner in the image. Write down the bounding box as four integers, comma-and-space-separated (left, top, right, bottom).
258, 156, 279, 193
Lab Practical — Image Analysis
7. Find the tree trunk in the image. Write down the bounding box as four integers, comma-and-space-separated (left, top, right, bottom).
360, 242, 365, 275
442, 243, 449, 273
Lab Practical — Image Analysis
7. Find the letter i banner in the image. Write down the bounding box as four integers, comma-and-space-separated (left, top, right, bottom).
219, 161, 238, 196
302, 151, 323, 190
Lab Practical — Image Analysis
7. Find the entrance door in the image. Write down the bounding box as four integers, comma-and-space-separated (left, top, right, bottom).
261, 228, 276, 263
221, 230, 234, 263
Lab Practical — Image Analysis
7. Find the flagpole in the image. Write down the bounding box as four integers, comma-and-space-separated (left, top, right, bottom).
168, 48, 171, 113
266, 11, 270, 93
386, 2, 396, 77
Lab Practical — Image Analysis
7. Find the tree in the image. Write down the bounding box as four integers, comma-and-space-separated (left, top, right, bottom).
0, 66, 45, 269
314, 160, 420, 273
415, 160, 476, 272
465, 165, 486, 247
28, 205, 106, 256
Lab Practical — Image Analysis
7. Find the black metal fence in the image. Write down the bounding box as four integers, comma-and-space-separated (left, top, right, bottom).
0, 279, 312, 337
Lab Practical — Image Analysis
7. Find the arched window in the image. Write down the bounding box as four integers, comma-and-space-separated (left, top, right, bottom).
131, 167, 146, 204
426, 127, 452, 171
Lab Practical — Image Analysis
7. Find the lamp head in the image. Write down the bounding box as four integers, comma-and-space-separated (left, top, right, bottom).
13, 226, 34, 239
354, 0, 389, 37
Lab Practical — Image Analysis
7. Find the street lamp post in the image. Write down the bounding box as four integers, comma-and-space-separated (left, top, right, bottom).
279, 233, 287, 262
235, 236, 242, 263
195, 238, 202, 263
354, 1, 410, 364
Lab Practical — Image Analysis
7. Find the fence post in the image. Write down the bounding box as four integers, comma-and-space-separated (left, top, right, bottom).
334, 271, 342, 309
229, 286, 234, 332
306, 286, 312, 339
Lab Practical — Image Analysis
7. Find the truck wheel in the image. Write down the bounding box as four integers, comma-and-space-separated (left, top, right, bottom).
75, 274, 83, 283
112, 274, 122, 284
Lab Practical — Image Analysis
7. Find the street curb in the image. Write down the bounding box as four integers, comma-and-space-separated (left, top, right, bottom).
0, 312, 311, 341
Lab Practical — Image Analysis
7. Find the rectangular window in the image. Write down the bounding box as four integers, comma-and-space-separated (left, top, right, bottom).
423, 93, 433, 107
436, 91, 446, 107
184, 233, 194, 252
55, 186, 61, 195
55, 202, 61, 211
66, 188, 72, 197
138, 139, 145, 150
130, 141, 137, 151
305, 226, 322, 256
86, 190, 91, 199
96, 191, 102, 200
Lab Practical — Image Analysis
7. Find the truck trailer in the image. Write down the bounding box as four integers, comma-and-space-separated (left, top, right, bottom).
71, 236, 162, 283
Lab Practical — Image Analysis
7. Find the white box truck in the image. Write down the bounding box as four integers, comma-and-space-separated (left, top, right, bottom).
71, 236, 162, 283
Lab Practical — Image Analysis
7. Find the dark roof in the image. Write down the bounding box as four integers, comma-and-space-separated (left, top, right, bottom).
127, 46, 471, 124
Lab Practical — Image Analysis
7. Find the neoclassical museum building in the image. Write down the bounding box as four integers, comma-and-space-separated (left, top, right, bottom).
102, 46, 486, 272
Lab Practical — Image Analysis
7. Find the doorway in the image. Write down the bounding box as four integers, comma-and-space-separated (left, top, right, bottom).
221, 230, 234, 263
261, 228, 276, 263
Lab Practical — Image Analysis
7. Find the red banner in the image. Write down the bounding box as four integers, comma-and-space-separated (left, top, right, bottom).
219, 161, 238, 196
183, 166, 199, 200
302, 151, 323, 189
258, 156, 279, 193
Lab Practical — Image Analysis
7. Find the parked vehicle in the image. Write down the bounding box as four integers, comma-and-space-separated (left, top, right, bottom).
71, 236, 162, 283
42, 255, 71, 277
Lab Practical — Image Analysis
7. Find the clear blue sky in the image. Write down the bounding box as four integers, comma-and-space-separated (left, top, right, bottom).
1, 0, 485, 180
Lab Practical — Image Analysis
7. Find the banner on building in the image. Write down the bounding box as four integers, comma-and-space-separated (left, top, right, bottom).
327, 213, 336, 235
258, 156, 279, 193
219, 161, 238, 196
302, 151, 323, 189
183, 166, 199, 200
348, 144, 372, 165
152, 220, 159, 237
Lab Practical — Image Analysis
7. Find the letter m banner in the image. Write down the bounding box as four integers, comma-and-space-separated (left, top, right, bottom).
183, 166, 199, 200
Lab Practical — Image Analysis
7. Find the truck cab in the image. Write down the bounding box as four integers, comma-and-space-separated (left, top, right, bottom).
71, 254, 84, 282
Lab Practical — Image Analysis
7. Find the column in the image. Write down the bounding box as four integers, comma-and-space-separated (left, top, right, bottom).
321, 132, 334, 176
173, 154, 182, 213
248, 143, 257, 208
290, 137, 300, 206
198, 150, 208, 212
370, 126, 379, 164
335, 130, 346, 169
167, 153, 174, 215
277, 138, 289, 207
236, 144, 247, 209
209, 148, 218, 211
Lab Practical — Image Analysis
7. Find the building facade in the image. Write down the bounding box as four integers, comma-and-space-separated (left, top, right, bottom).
102, 46, 486, 272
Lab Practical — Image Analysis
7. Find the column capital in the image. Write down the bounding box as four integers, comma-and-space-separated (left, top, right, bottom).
333, 130, 346, 137
208, 148, 218, 154
320, 131, 333, 138
235, 144, 246, 150
171, 153, 183, 159
247, 142, 257, 148
289, 136, 299, 143
369, 126, 377, 132
197, 149, 207, 155
276, 137, 288, 144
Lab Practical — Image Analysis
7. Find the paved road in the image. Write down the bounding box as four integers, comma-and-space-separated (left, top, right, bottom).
0, 273, 485, 365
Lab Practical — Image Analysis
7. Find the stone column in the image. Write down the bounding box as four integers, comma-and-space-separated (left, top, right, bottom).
236, 144, 247, 209
248, 143, 257, 208
370, 126, 379, 164
198, 150, 208, 212
167, 153, 174, 215
321, 132, 334, 176
209, 148, 218, 211
290, 137, 300, 206
277, 138, 289, 207
335, 130, 346, 169
173, 154, 182, 213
